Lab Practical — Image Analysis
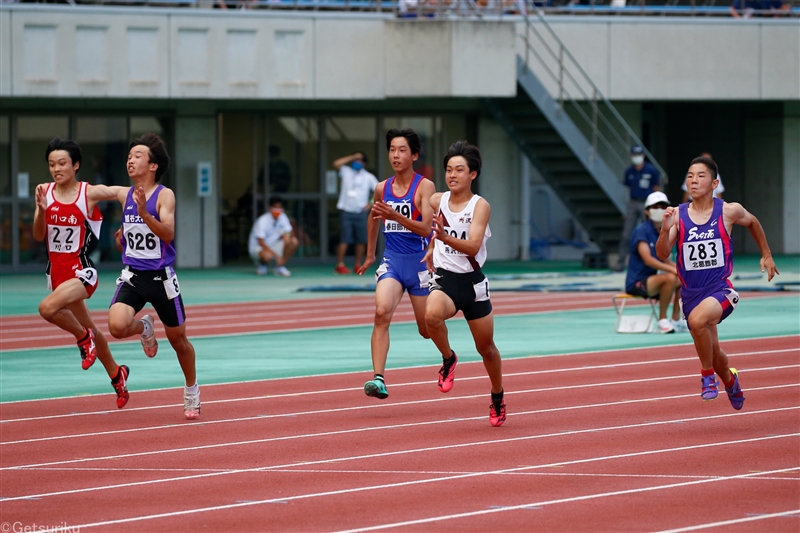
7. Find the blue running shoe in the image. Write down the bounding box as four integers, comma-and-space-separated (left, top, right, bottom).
725, 368, 745, 411
701, 373, 719, 401
364, 379, 388, 400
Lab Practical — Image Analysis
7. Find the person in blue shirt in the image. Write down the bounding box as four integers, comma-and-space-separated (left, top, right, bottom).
729, 0, 789, 18
625, 191, 683, 333
616, 145, 660, 271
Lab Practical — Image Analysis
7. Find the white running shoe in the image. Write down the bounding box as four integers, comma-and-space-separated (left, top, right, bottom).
274, 266, 292, 277
657, 318, 676, 334
671, 318, 688, 332
140, 315, 158, 357
184, 388, 201, 420
256, 265, 267, 276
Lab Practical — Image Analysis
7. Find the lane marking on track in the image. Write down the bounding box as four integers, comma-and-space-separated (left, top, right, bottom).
653, 510, 800, 533
52, 439, 800, 530
1, 339, 796, 415
2, 367, 797, 445
1, 407, 798, 501
332, 468, 800, 533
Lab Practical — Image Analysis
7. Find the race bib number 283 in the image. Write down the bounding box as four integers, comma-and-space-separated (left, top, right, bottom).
682, 239, 724, 271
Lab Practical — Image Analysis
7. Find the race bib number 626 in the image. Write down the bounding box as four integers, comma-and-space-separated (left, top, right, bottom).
682, 239, 724, 271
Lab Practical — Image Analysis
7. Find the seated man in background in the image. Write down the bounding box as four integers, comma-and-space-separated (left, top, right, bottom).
248, 196, 299, 277
625, 192, 684, 333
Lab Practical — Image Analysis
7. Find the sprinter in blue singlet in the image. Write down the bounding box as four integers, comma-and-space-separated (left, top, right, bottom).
357, 129, 436, 400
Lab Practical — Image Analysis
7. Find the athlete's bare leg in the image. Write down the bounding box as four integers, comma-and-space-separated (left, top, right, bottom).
370, 278, 404, 376
108, 302, 144, 338
424, 290, 457, 358
467, 312, 503, 394
408, 293, 430, 340
164, 323, 197, 387
67, 300, 119, 378
687, 297, 731, 383
38, 279, 90, 339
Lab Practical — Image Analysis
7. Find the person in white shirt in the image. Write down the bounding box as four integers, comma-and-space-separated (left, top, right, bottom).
248, 196, 299, 277
332, 152, 378, 274
683, 152, 725, 202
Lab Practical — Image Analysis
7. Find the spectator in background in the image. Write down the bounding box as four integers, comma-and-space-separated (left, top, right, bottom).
248, 196, 299, 277
683, 152, 724, 202
268, 145, 292, 193
616, 145, 660, 271
625, 192, 684, 334
332, 151, 378, 275
729, 0, 790, 17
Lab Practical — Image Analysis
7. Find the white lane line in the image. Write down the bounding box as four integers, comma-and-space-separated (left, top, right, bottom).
60, 441, 800, 531
1, 407, 797, 501
2, 343, 796, 421
333, 467, 800, 533
2, 367, 798, 446
653, 509, 800, 533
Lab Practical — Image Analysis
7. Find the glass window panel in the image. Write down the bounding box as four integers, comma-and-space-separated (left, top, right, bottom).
0, 117, 10, 197
381, 117, 437, 182
284, 198, 320, 258
18, 116, 69, 195
0, 202, 10, 265
326, 116, 378, 186
130, 117, 166, 139
268, 117, 318, 194
19, 202, 47, 265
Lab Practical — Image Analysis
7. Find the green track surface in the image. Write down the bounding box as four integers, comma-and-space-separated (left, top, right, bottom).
1, 294, 796, 403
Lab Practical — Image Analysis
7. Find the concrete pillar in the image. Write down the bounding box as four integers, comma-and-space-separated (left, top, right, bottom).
174, 117, 219, 268
783, 106, 800, 254
478, 118, 520, 260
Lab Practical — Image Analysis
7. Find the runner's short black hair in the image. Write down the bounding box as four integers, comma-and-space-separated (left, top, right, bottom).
130, 133, 170, 182
443, 141, 481, 179
45, 137, 82, 173
386, 129, 422, 156
689, 155, 718, 181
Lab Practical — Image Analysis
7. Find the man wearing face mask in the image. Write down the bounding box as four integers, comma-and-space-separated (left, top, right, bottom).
625, 192, 684, 333
248, 196, 299, 277
332, 152, 378, 275
616, 145, 660, 271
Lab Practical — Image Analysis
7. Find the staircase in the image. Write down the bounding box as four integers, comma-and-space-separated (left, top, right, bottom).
485, 7, 667, 254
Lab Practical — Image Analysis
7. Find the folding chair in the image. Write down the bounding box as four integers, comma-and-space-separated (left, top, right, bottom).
612, 293, 658, 333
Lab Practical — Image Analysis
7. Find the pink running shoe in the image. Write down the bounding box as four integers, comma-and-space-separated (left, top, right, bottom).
140, 315, 158, 358
490, 400, 506, 427
77, 328, 97, 370
437, 353, 457, 393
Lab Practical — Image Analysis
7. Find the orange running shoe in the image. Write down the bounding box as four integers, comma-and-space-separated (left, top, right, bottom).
489, 400, 506, 427
437, 353, 457, 393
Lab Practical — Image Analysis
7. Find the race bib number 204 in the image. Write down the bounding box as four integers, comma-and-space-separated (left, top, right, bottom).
682, 239, 725, 271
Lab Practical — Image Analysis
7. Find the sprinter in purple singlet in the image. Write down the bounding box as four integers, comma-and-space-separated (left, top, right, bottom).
656, 156, 778, 410
107, 133, 201, 420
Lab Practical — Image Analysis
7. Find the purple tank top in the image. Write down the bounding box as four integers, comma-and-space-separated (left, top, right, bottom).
676, 198, 733, 291
121, 185, 177, 270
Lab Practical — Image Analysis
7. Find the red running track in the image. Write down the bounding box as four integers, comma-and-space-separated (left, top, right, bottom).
1, 335, 798, 532
1, 291, 792, 352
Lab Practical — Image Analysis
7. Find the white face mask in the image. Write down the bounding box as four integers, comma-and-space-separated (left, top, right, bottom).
631, 155, 645, 166
648, 208, 665, 223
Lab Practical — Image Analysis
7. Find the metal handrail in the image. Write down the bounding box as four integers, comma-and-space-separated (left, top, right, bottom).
519, 0, 668, 183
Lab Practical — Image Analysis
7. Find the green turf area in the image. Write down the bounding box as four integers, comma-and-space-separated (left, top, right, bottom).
1, 293, 796, 403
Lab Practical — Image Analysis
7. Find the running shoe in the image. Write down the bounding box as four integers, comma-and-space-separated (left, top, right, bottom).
184, 388, 201, 420
364, 379, 388, 399
77, 328, 97, 370
701, 373, 719, 401
725, 368, 745, 411
140, 314, 158, 358
274, 266, 292, 277
334, 264, 351, 275
657, 318, 676, 334
490, 400, 506, 427
111, 365, 130, 409
671, 318, 688, 333
256, 265, 268, 276
437, 353, 457, 393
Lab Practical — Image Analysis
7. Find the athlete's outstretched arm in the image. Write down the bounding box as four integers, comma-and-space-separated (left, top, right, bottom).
725, 202, 779, 281
422, 193, 444, 273
433, 198, 490, 258
656, 206, 679, 261
135, 186, 175, 244
357, 182, 385, 275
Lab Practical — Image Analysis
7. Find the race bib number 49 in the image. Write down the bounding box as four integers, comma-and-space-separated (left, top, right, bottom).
125, 223, 161, 260
682, 239, 724, 271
